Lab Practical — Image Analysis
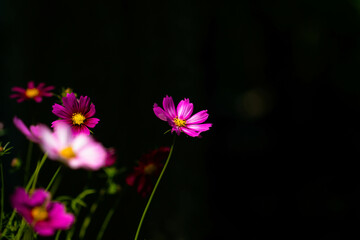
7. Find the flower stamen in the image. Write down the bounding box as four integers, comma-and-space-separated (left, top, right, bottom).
25, 88, 40, 98
60, 146, 76, 159
173, 117, 186, 127
72, 113, 86, 125
31, 206, 48, 222
144, 163, 157, 175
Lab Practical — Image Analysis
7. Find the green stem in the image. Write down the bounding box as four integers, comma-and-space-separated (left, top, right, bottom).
24, 141, 33, 184
55, 230, 62, 240
79, 189, 105, 239
45, 166, 62, 191
134, 136, 176, 240
96, 194, 121, 240
1, 153, 47, 239
0, 162, 4, 233
14, 220, 26, 240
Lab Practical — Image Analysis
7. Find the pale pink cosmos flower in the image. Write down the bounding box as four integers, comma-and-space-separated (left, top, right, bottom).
11, 188, 74, 236
38, 123, 107, 170
153, 95, 212, 137
13, 116, 43, 143
10, 81, 54, 103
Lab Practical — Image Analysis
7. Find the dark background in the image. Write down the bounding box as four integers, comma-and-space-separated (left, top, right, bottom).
1, 0, 360, 239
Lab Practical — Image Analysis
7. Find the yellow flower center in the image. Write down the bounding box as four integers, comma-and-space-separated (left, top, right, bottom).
144, 163, 157, 175
31, 206, 48, 222
25, 88, 40, 98
60, 146, 76, 159
72, 113, 86, 125
173, 117, 186, 127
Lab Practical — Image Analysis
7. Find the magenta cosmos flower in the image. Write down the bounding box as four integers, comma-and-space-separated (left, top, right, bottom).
153, 95, 212, 137
10, 81, 54, 103
126, 147, 170, 197
13, 116, 43, 143
11, 188, 74, 236
52, 93, 99, 135
38, 123, 107, 170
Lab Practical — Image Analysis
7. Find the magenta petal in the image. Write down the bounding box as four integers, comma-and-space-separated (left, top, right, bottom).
47, 202, 74, 229
28, 189, 50, 206
85, 103, 96, 118
13, 117, 31, 137
27, 81, 35, 89
79, 96, 90, 112
52, 104, 71, 118
162, 95, 176, 119
85, 118, 99, 128
176, 98, 193, 120
187, 123, 212, 132
62, 93, 77, 112
34, 96, 42, 102
11, 87, 26, 93
186, 110, 209, 124
72, 125, 90, 135
51, 119, 72, 128
153, 103, 168, 121
181, 127, 201, 137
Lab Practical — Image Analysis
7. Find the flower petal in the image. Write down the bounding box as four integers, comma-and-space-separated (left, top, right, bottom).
11, 87, 26, 93
162, 95, 176, 119
153, 103, 168, 121
85, 118, 99, 128
13, 117, 31, 138
62, 93, 77, 112
52, 104, 72, 118
27, 81, 35, 89
176, 98, 193, 120
186, 110, 209, 124
85, 103, 96, 118
47, 202, 74, 229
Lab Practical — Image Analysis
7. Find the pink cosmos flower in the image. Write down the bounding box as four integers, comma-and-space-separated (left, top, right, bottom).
153, 95, 212, 137
13, 116, 43, 143
38, 123, 107, 170
10, 81, 54, 103
52, 93, 99, 135
126, 147, 170, 197
11, 188, 74, 236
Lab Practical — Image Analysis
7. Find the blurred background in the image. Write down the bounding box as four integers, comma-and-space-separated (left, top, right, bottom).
1, 0, 360, 239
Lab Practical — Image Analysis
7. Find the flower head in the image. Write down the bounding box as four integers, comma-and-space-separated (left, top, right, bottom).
13, 116, 43, 143
153, 95, 212, 137
126, 147, 170, 197
52, 93, 99, 135
11, 188, 74, 236
10, 81, 54, 103
38, 123, 107, 170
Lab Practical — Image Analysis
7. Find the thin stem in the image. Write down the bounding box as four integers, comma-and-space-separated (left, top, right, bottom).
55, 230, 62, 240
24, 141, 33, 184
134, 135, 176, 240
45, 166, 62, 191
30, 153, 47, 191
14, 219, 26, 240
79, 190, 105, 239
0, 162, 4, 233
96, 192, 122, 240
1, 153, 47, 238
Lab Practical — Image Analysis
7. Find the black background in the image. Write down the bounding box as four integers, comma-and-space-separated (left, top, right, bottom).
1, 0, 360, 239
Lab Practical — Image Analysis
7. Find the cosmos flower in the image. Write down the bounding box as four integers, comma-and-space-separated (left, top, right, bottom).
10, 81, 54, 103
11, 188, 74, 236
126, 147, 170, 197
38, 123, 107, 170
104, 148, 117, 167
13, 116, 43, 143
153, 95, 212, 137
52, 93, 99, 135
